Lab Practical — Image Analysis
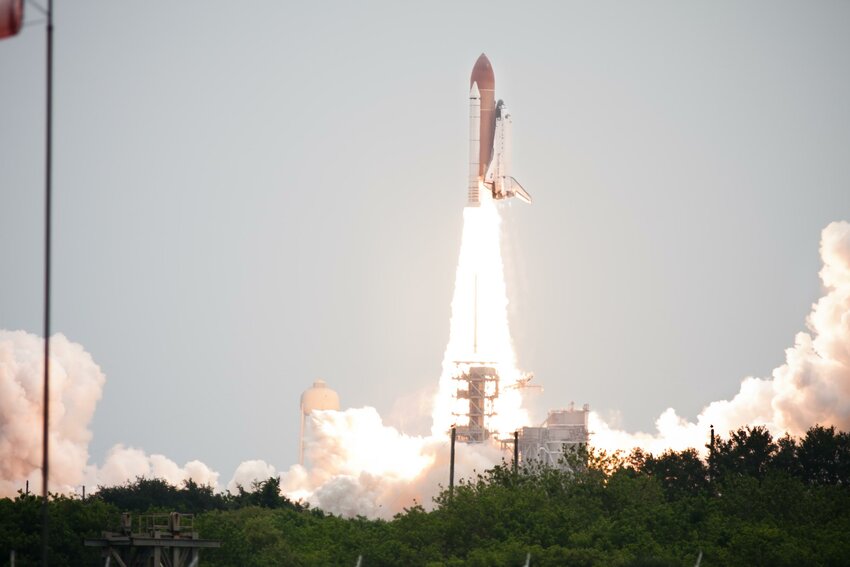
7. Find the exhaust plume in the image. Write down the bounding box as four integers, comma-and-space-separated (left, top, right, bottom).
4, 217, 850, 520
0, 330, 105, 496
279, 407, 502, 518
89, 444, 220, 490
590, 221, 850, 455
431, 198, 528, 437
0, 331, 221, 496
227, 459, 277, 493
284, 220, 850, 516
280, 197, 527, 517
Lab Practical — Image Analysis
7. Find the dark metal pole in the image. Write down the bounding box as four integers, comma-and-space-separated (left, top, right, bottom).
41, 1, 54, 564
513, 430, 519, 475
708, 424, 715, 485
449, 426, 456, 500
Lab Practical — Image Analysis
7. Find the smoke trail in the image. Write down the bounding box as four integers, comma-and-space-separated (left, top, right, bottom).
590, 221, 850, 455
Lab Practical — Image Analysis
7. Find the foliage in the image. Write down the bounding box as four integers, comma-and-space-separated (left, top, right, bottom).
2, 426, 850, 565
0, 492, 118, 566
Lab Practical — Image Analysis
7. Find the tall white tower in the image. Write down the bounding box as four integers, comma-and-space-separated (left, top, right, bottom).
299, 379, 340, 465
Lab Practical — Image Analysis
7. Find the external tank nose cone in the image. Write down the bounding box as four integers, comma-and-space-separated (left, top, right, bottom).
470, 53, 495, 90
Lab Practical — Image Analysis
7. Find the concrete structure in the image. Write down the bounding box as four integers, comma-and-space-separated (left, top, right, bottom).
299, 379, 340, 464
518, 404, 590, 468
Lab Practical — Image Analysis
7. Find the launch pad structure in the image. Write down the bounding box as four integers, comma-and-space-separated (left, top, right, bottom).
517, 404, 590, 468
450, 362, 591, 467
448, 55, 590, 461
84, 512, 220, 567
449, 52, 534, 446
452, 364, 500, 443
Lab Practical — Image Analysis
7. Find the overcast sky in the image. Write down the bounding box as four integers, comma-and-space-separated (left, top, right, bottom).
2, 1, 849, 477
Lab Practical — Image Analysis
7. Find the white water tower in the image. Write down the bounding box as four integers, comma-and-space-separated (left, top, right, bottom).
299, 379, 340, 464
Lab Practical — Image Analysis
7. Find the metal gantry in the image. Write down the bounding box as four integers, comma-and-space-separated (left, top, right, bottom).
84, 512, 220, 567
517, 405, 590, 469
452, 364, 500, 443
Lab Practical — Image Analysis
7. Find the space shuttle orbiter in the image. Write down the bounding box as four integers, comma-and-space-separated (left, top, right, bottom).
468, 53, 531, 207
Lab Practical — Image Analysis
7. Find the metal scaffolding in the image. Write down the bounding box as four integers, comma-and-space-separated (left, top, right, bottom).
518, 404, 590, 468
84, 512, 220, 567
452, 364, 500, 443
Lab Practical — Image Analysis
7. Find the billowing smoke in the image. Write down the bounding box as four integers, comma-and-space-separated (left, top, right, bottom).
227, 459, 277, 493
4, 218, 850, 519
0, 330, 220, 497
278, 407, 502, 518
88, 445, 220, 490
279, 219, 850, 516
0, 330, 105, 496
590, 221, 850, 455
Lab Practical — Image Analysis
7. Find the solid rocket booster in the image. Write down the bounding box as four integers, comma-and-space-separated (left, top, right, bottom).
467, 53, 531, 207
468, 83, 481, 205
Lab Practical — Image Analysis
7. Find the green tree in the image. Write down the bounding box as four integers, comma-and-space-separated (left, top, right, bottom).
714, 425, 776, 480
641, 448, 708, 500
797, 425, 848, 485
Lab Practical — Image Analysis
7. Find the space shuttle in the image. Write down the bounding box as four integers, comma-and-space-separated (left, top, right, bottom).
468, 53, 531, 207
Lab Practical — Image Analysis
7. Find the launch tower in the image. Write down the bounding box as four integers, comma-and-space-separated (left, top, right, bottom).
452, 364, 499, 443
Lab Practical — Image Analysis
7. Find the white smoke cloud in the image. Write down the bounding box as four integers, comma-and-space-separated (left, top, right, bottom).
590, 221, 850, 455
87, 444, 220, 490
278, 407, 501, 518
0, 331, 220, 496
281, 220, 850, 517
227, 459, 277, 493
4, 220, 850, 520
0, 331, 105, 496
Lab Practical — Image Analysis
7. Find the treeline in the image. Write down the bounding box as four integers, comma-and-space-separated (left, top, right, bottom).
1, 425, 849, 566
0, 477, 301, 566
96, 475, 304, 514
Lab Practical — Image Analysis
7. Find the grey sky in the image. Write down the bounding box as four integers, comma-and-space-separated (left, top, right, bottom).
2, 1, 849, 478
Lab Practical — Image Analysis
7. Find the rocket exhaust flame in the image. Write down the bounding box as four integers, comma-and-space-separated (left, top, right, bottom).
276, 194, 529, 516
4, 221, 850, 517
2, 53, 849, 521
0, 55, 532, 518
246, 220, 850, 516
431, 194, 528, 439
